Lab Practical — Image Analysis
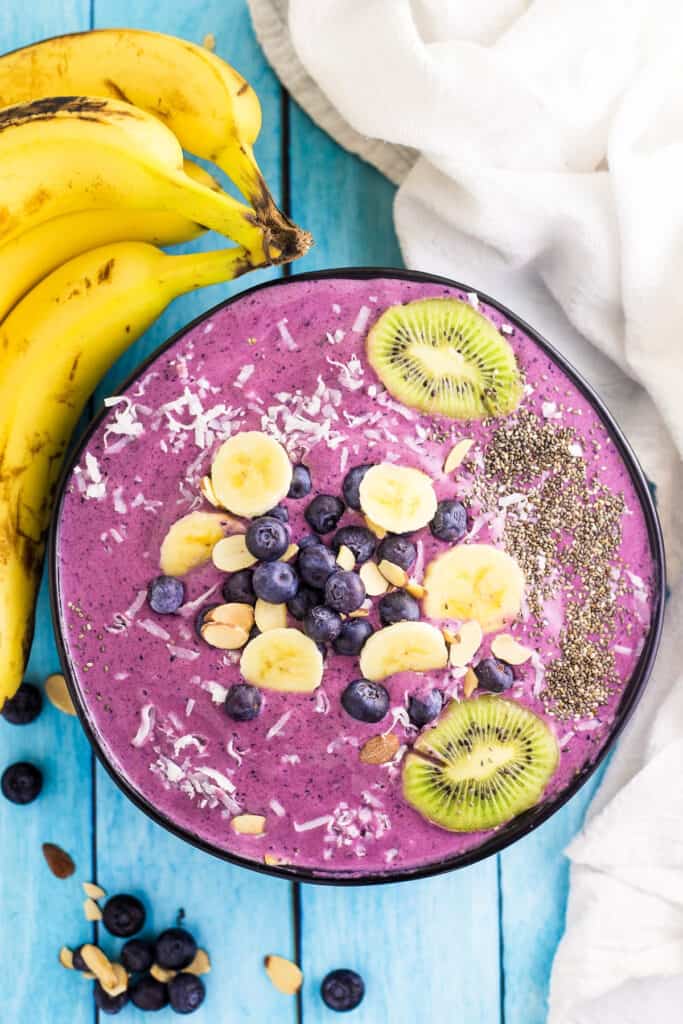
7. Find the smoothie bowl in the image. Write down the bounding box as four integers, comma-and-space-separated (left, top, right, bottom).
50, 269, 665, 884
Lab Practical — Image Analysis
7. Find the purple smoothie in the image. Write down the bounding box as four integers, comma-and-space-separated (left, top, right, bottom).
54, 275, 656, 878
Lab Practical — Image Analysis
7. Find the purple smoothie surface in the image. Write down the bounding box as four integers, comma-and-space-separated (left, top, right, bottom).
54, 275, 656, 878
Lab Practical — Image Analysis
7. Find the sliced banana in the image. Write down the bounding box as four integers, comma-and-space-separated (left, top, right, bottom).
240, 628, 323, 692
359, 463, 437, 534
448, 620, 483, 667
423, 544, 524, 634
211, 431, 292, 517
212, 534, 258, 572
254, 599, 287, 632
360, 621, 448, 681
364, 516, 388, 539
160, 510, 234, 576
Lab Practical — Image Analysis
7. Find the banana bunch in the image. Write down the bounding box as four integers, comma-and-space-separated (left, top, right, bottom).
0, 29, 313, 705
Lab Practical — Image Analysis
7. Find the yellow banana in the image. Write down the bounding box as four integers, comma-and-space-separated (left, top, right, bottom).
0, 28, 311, 261
0, 158, 220, 322
0, 96, 285, 263
0, 240, 251, 704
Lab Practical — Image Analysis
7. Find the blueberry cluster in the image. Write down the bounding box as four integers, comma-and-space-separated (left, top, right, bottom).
1, 682, 44, 805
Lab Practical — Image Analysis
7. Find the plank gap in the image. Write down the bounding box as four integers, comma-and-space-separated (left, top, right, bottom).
280, 84, 292, 278
497, 854, 506, 1024
292, 882, 303, 1024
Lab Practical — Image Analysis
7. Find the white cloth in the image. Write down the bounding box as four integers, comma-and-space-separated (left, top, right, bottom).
247, 2, 683, 1021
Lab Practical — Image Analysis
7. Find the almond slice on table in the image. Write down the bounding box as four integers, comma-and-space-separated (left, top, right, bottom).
58, 947, 74, 970
463, 667, 479, 698
83, 898, 102, 922
151, 964, 177, 983
212, 534, 258, 572
231, 813, 267, 836
448, 621, 484, 667
359, 733, 400, 765
336, 545, 356, 571
491, 633, 533, 665
100, 963, 129, 998
254, 599, 287, 632
378, 559, 408, 588
41, 843, 75, 879
186, 949, 212, 976
264, 955, 303, 995
207, 602, 255, 631
80, 945, 117, 989
359, 561, 388, 596
82, 881, 106, 900
443, 438, 474, 474
45, 673, 76, 716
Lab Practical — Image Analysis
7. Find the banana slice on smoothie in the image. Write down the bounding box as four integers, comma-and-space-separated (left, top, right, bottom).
240, 628, 323, 692
211, 431, 292, 517
359, 463, 437, 534
423, 544, 524, 633
159, 510, 237, 576
359, 621, 448, 681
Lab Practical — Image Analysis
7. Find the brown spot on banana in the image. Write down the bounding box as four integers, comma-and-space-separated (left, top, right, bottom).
23, 187, 50, 215
67, 352, 81, 381
0, 96, 139, 131
103, 78, 133, 105
97, 258, 115, 283
237, 82, 249, 96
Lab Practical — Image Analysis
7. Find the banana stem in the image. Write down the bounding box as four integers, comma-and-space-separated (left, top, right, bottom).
160, 247, 254, 294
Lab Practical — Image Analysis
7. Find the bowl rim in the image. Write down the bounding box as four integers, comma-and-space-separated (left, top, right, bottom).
49, 266, 667, 886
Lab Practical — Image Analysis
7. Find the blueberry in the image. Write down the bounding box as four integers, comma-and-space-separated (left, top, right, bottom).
94, 983, 129, 1015
377, 535, 417, 571
407, 689, 444, 727
303, 605, 342, 644
332, 525, 376, 564
288, 463, 312, 499
130, 973, 169, 1011
324, 571, 366, 613
168, 973, 206, 1014
246, 516, 290, 561
1, 762, 42, 804
155, 928, 197, 970
265, 504, 289, 522
305, 494, 345, 534
221, 569, 256, 606
102, 894, 146, 937
121, 938, 155, 974
321, 968, 365, 1012
147, 575, 185, 614
252, 561, 299, 603
1, 682, 42, 725
297, 543, 337, 589
224, 682, 262, 722
378, 590, 420, 626
341, 679, 390, 723
342, 464, 373, 510
430, 499, 468, 542
72, 946, 89, 971
298, 533, 318, 549
333, 619, 373, 656
286, 585, 320, 621
474, 657, 514, 693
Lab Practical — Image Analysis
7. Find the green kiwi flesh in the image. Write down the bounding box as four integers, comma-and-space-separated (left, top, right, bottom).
366, 297, 523, 419
402, 696, 558, 832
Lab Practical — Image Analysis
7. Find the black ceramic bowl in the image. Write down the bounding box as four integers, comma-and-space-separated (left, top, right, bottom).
49, 268, 666, 886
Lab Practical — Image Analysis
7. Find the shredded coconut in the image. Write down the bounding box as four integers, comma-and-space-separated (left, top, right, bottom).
131, 704, 156, 748
277, 318, 298, 351
266, 711, 292, 740
294, 814, 333, 832
351, 305, 371, 334
137, 618, 170, 641
269, 798, 286, 818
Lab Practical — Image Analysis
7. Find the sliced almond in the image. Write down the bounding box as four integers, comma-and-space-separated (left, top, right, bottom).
336, 545, 356, 571
264, 955, 303, 995
81, 973, 96, 981
405, 579, 426, 599
200, 621, 249, 650
41, 843, 75, 879
231, 813, 266, 836
45, 673, 76, 716
448, 620, 483, 667
378, 559, 408, 588
254, 599, 287, 632
359, 561, 388, 596
443, 437, 474, 473
463, 667, 479, 698
82, 881, 106, 900
186, 949, 211, 976
491, 633, 533, 665
264, 853, 289, 867
151, 964, 177, 983
100, 963, 128, 998
359, 733, 400, 765
58, 947, 74, 970
207, 602, 255, 631
282, 543, 299, 563
199, 475, 222, 507
83, 898, 102, 922
348, 608, 369, 618
364, 516, 387, 539
81, 945, 116, 989
212, 534, 257, 572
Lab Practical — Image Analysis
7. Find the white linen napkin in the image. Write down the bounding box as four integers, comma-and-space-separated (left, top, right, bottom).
247, 2, 683, 1020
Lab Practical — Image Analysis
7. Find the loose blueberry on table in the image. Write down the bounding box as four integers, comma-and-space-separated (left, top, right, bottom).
1, 761, 42, 804
168, 973, 206, 1014
102, 894, 146, 938
321, 968, 366, 1011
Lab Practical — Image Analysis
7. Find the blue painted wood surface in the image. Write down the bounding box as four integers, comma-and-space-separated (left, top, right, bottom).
0, 5, 604, 1022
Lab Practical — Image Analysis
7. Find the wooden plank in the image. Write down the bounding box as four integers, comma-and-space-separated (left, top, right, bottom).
500, 769, 606, 1024
88, 3, 297, 1020
287, 100, 501, 1024
0, 10, 94, 1024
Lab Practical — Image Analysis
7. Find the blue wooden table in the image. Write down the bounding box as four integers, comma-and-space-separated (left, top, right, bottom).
0, 4, 606, 1021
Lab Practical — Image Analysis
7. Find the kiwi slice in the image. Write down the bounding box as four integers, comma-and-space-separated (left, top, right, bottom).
402, 696, 558, 832
366, 297, 523, 419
